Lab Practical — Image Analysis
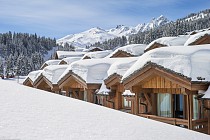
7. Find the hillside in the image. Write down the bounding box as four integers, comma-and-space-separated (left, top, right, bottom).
0, 79, 209, 139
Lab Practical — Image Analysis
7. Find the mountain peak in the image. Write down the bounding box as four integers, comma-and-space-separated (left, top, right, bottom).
57, 15, 169, 48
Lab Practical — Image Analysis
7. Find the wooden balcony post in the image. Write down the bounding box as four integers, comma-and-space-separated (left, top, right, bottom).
208, 110, 210, 135
186, 92, 193, 130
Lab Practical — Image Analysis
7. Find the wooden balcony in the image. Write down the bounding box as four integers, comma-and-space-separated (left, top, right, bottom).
192, 118, 208, 134
138, 114, 188, 127
138, 114, 209, 134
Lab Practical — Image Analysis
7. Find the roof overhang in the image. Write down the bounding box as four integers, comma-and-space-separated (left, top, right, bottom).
123, 62, 209, 91
104, 73, 122, 88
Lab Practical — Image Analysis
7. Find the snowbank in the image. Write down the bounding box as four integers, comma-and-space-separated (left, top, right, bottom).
82, 50, 112, 59
56, 51, 86, 59
0, 80, 209, 139
59, 57, 82, 65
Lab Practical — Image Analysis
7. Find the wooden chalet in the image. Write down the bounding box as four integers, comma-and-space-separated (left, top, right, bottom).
109, 44, 146, 58
188, 34, 210, 46
145, 36, 189, 52
33, 65, 68, 94
103, 73, 131, 112
86, 47, 103, 52
122, 62, 210, 134
144, 42, 166, 52
23, 77, 33, 87
40, 60, 61, 70
58, 71, 100, 103
110, 50, 134, 58
23, 70, 43, 87
54, 51, 86, 60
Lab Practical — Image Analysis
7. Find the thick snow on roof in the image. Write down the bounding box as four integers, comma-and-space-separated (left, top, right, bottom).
59, 57, 82, 65
107, 57, 138, 78
108, 44, 147, 57
25, 70, 43, 82
96, 81, 110, 95
184, 30, 210, 46
59, 58, 138, 84
59, 58, 119, 84
56, 51, 86, 59
82, 50, 112, 59
41, 59, 61, 69
202, 86, 210, 99
145, 35, 189, 51
122, 90, 135, 96
1, 80, 209, 140
123, 44, 210, 82
41, 65, 68, 84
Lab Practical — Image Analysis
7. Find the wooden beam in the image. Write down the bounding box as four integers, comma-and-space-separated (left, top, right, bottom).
208, 110, 210, 135
144, 93, 152, 109
187, 93, 193, 130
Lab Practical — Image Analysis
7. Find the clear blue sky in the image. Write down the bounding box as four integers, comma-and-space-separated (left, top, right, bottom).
0, 0, 210, 39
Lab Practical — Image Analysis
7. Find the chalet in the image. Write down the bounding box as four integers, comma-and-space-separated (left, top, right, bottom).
99, 57, 138, 111
54, 51, 86, 59
122, 45, 210, 134
144, 36, 189, 52
84, 47, 104, 52
81, 50, 112, 59
59, 57, 81, 65
33, 65, 68, 93
57, 58, 119, 103
23, 70, 43, 87
108, 44, 146, 58
184, 30, 210, 46
40, 59, 61, 70
201, 86, 210, 134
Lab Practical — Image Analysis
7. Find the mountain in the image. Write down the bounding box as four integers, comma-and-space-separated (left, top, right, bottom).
57, 15, 169, 48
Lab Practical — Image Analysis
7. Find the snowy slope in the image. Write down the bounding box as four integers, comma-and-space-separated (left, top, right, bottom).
0, 80, 209, 140
57, 15, 169, 48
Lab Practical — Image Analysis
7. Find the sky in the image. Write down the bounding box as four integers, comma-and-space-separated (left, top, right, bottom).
0, 0, 210, 39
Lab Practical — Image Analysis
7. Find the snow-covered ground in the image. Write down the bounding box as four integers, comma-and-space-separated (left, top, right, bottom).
0, 79, 209, 140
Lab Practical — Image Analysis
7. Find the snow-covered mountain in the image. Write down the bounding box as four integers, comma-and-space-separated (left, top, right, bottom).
57, 15, 169, 48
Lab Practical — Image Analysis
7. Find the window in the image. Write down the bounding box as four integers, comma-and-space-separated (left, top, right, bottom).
123, 97, 131, 108
157, 93, 172, 117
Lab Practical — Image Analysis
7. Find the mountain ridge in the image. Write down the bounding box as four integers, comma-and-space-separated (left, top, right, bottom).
57, 15, 169, 48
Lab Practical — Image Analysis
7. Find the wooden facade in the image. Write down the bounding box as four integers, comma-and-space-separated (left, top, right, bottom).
33, 74, 60, 93
110, 50, 134, 58
188, 34, 210, 46
103, 74, 133, 112
23, 77, 33, 87
144, 42, 166, 52
87, 47, 103, 52
122, 62, 210, 134
58, 72, 100, 103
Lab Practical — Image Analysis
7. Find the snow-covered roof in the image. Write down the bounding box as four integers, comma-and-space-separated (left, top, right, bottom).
202, 86, 210, 99
82, 47, 104, 52
1, 80, 210, 139
82, 50, 112, 59
25, 70, 43, 83
56, 51, 86, 59
108, 44, 147, 57
145, 35, 190, 51
59, 58, 119, 84
184, 30, 210, 46
59, 57, 138, 84
39, 65, 68, 84
96, 81, 110, 95
40, 59, 61, 69
122, 90, 135, 96
106, 57, 138, 79
123, 44, 210, 82
59, 57, 82, 65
